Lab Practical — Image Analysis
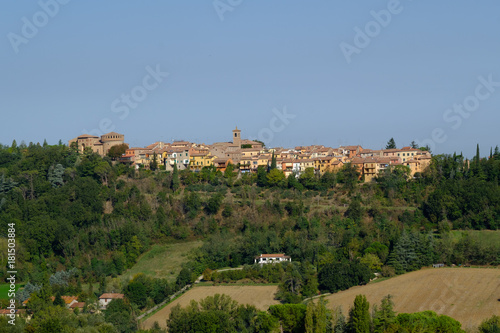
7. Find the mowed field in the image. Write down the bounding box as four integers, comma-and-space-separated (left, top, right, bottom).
120, 240, 203, 283
0, 283, 23, 300
322, 267, 500, 330
450, 230, 500, 248
142, 285, 280, 329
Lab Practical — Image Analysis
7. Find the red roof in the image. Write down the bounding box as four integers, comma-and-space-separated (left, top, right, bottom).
99, 293, 124, 299
70, 302, 85, 309
255, 254, 290, 259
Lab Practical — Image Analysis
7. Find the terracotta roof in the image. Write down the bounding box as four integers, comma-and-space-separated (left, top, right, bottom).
255, 254, 290, 259
213, 158, 231, 163
0, 309, 25, 314
49, 296, 78, 304
70, 302, 85, 309
77, 134, 99, 139
99, 293, 124, 299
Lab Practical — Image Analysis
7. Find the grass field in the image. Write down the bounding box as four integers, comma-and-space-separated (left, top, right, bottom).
0, 283, 23, 300
120, 240, 203, 283
322, 267, 500, 330
141, 285, 280, 329
450, 230, 500, 248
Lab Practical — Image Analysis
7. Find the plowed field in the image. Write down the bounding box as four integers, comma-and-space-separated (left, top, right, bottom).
322, 267, 500, 330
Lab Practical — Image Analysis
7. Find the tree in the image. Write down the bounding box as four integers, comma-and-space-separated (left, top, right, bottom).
360, 253, 383, 272
270, 152, 277, 170
347, 295, 370, 333
94, 161, 112, 185
107, 143, 129, 160
171, 163, 180, 191
269, 304, 307, 333
305, 298, 329, 333
337, 163, 360, 190
48, 164, 65, 187
372, 295, 395, 333
124, 281, 147, 308
53, 293, 65, 307
479, 315, 500, 333
287, 173, 304, 191
376, 165, 411, 199
386, 138, 396, 149
257, 166, 268, 187
299, 167, 318, 189
318, 261, 372, 293
387, 230, 421, 274
105, 298, 137, 332
410, 141, 419, 149
205, 193, 224, 215
149, 152, 159, 171
345, 195, 364, 223
267, 169, 285, 187
393, 311, 463, 332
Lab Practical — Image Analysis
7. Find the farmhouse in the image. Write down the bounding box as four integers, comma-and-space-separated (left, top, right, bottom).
99, 293, 124, 309
254, 254, 291, 264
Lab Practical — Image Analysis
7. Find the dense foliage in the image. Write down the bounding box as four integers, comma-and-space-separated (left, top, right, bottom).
165, 294, 467, 333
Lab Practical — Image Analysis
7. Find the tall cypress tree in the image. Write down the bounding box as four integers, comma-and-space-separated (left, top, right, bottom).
475, 144, 480, 165
347, 295, 370, 333
270, 152, 277, 171
171, 163, 180, 191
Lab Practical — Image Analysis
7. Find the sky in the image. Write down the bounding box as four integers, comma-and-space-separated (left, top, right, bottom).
1, 1, 499, 157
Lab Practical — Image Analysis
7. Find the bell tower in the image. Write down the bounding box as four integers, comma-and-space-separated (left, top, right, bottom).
232, 126, 241, 147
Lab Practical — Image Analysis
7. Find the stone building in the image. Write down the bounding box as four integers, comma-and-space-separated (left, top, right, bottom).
69, 132, 125, 156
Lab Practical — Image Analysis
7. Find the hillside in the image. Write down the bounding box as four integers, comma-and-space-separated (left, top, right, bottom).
322, 267, 500, 330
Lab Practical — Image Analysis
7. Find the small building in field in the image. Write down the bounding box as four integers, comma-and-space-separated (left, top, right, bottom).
432, 263, 445, 268
254, 254, 291, 265
99, 293, 124, 309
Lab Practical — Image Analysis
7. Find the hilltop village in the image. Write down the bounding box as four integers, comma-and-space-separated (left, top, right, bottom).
69, 127, 432, 182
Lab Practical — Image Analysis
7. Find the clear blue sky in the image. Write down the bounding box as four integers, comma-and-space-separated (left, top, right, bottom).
1, 1, 499, 157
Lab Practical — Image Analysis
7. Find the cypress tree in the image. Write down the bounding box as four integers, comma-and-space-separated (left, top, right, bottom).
270, 152, 277, 170
347, 295, 370, 333
171, 163, 180, 191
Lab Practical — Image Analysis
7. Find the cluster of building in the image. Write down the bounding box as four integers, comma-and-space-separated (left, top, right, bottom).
69, 127, 432, 182
17, 293, 124, 312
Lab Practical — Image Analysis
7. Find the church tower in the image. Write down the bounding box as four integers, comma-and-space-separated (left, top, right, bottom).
232, 126, 241, 147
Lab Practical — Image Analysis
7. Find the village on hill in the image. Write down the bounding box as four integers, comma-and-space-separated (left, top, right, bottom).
69, 127, 432, 182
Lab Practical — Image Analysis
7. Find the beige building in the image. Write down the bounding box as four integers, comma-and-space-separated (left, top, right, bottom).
69, 132, 125, 156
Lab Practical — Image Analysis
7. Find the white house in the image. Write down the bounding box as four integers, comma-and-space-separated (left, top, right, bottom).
254, 254, 291, 264
99, 293, 124, 309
